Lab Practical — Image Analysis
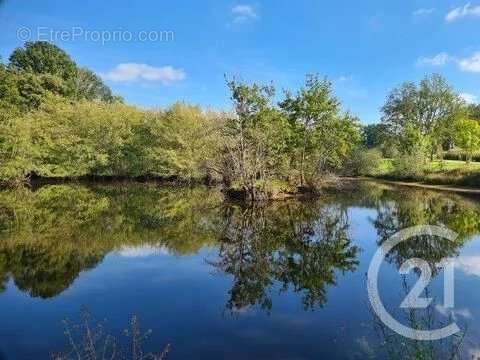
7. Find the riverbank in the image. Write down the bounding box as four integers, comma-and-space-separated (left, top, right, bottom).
357, 177, 480, 195
368, 159, 480, 190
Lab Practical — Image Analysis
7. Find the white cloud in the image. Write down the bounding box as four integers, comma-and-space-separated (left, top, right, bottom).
231, 4, 258, 23
413, 8, 436, 16
337, 75, 353, 82
460, 92, 478, 104
445, 3, 480, 22
103, 63, 186, 84
417, 51, 480, 73
435, 304, 473, 320
416, 52, 451, 67
455, 255, 480, 276
470, 349, 480, 359
117, 245, 170, 258
458, 52, 480, 73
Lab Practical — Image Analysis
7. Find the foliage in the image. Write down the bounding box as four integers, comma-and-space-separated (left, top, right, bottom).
392, 152, 426, 178
73, 67, 115, 102
362, 123, 388, 148
23, 97, 149, 177
443, 148, 480, 162
148, 103, 223, 182
453, 117, 480, 163
2, 42, 117, 111
5, 42, 479, 191
381, 74, 462, 160
9, 41, 77, 81
467, 103, 480, 121
345, 147, 383, 176
280, 74, 360, 185
1, 43, 364, 189
224, 78, 292, 198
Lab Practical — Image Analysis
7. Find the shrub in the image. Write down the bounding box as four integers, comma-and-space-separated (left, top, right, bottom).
392, 152, 426, 179
346, 148, 383, 176
443, 149, 480, 162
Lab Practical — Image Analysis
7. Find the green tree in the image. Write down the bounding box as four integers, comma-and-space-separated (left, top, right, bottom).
381, 74, 461, 160
453, 117, 480, 163
148, 103, 223, 182
362, 123, 388, 149
73, 68, 114, 102
9, 41, 77, 81
280, 74, 360, 185
225, 78, 291, 199
0, 63, 23, 108
7, 42, 116, 108
467, 103, 480, 121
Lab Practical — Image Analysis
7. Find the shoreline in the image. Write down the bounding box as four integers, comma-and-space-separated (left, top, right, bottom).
355, 176, 480, 195
4, 175, 480, 198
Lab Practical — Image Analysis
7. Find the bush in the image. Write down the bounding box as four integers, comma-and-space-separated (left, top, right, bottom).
443, 149, 480, 162
345, 148, 383, 176
392, 152, 426, 179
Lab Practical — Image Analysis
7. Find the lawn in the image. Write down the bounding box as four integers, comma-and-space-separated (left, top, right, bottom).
374, 159, 480, 188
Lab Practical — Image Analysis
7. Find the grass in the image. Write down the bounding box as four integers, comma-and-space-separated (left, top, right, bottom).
377, 159, 480, 174
373, 159, 480, 188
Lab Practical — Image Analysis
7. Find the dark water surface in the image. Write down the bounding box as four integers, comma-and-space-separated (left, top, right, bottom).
1, 181, 480, 359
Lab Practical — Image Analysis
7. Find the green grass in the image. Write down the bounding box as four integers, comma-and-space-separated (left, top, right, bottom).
374, 159, 480, 188
378, 159, 480, 173
424, 160, 480, 172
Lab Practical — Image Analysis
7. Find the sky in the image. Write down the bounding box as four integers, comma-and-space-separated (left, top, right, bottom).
1, 0, 479, 123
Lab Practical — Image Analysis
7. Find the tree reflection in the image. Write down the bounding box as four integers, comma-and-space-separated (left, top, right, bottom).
371, 278, 466, 360
211, 201, 359, 311
0, 180, 479, 307
0, 184, 223, 298
371, 188, 480, 274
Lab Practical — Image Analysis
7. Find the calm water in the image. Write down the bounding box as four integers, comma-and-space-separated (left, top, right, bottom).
1, 181, 480, 359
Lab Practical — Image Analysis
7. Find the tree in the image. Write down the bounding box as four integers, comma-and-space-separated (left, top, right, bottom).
280, 74, 360, 185
381, 74, 461, 160
73, 68, 114, 102
0, 63, 22, 108
392, 123, 429, 177
149, 103, 223, 182
225, 78, 291, 199
9, 41, 77, 81
453, 117, 480, 163
362, 123, 388, 149
7, 42, 116, 107
467, 103, 480, 121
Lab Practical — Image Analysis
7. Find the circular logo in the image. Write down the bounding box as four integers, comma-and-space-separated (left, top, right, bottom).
16, 27, 32, 41
367, 225, 460, 340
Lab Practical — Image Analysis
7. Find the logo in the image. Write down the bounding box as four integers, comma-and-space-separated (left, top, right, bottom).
367, 225, 460, 340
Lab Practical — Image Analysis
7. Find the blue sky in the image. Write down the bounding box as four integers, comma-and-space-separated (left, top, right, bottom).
1, 0, 479, 123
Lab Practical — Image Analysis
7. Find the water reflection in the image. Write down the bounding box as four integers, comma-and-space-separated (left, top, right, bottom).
371, 279, 466, 360
0, 181, 480, 308
370, 186, 480, 276
2, 182, 480, 358
211, 202, 359, 311
0, 184, 222, 297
